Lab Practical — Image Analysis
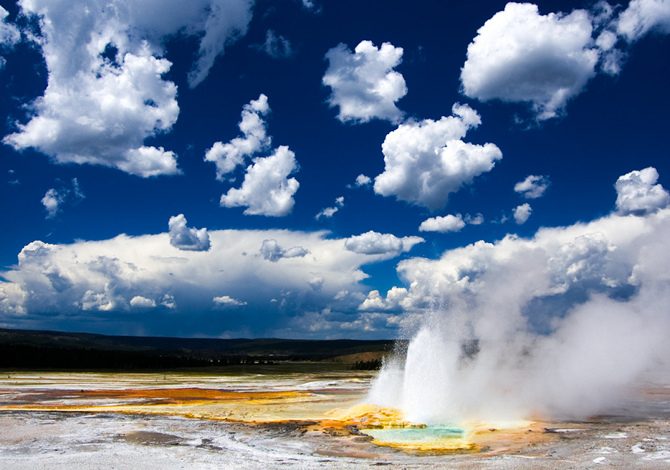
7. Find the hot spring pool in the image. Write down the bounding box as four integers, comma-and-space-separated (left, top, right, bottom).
360, 425, 476, 452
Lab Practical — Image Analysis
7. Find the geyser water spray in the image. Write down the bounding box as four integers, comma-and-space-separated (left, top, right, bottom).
368, 209, 670, 426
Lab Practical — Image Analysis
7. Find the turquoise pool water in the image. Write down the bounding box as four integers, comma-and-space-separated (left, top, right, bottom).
362, 425, 465, 443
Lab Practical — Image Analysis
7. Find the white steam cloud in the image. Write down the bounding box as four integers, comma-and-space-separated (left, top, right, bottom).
368, 167, 670, 424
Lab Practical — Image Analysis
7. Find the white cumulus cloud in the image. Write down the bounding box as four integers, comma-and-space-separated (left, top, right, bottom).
359, 287, 409, 312
374, 103, 502, 209
209, 94, 302, 217
205, 94, 271, 179
615, 166, 670, 215
220, 145, 300, 216
344, 231, 423, 256
419, 214, 466, 233
355, 174, 372, 187
168, 214, 211, 251
461, 2, 599, 120
130, 295, 157, 308
4, 0, 253, 176
0, 228, 422, 336
514, 203, 532, 224
460, 1, 670, 120
323, 40, 407, 123
514, 174, 550, 199
40, 179, 85, 219
41, 188, 64, 219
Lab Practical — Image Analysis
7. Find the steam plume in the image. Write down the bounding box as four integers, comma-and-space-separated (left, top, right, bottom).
369, 168, 670, 423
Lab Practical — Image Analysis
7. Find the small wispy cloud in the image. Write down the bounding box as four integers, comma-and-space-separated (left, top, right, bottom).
41, 178, 85, 219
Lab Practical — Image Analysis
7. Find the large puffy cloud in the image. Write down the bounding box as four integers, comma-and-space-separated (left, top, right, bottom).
461, 2, 598, 120
344, 231, 423, 256
205, 94, 271, 179
461, 1, 670, 120
374, 103, 502, 209
4, 0, 253, 176
168, 214, 211, 251
5, 42, 179, 177
323, 40, 407, 123
220, 145, 300, 216
0, 228, 420, 336
615, 166, 670, 215
617, 0, 670, 41
367, 170, 670, 424
209, 94, 302, 217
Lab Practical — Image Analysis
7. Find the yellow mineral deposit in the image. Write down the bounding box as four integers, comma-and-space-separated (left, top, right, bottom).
325, 404, 552, 454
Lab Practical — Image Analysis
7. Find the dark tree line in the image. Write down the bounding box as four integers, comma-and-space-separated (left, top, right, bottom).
352, 359, 382, 370
0, 328, 397, 371
0, 344, 280, 370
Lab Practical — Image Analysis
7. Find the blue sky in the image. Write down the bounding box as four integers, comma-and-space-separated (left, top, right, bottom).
0, 0, 669, 338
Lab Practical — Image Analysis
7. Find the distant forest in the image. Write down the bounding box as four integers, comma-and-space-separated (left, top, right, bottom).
0, 328, 398, 370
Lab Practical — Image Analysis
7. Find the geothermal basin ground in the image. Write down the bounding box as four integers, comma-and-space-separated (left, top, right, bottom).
1, 367, 670, 469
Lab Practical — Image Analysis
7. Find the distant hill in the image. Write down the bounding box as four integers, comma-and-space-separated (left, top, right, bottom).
0, 328, 399, 370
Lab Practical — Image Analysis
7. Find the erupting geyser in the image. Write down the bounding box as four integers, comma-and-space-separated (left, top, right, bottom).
367, 205, 670, 428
